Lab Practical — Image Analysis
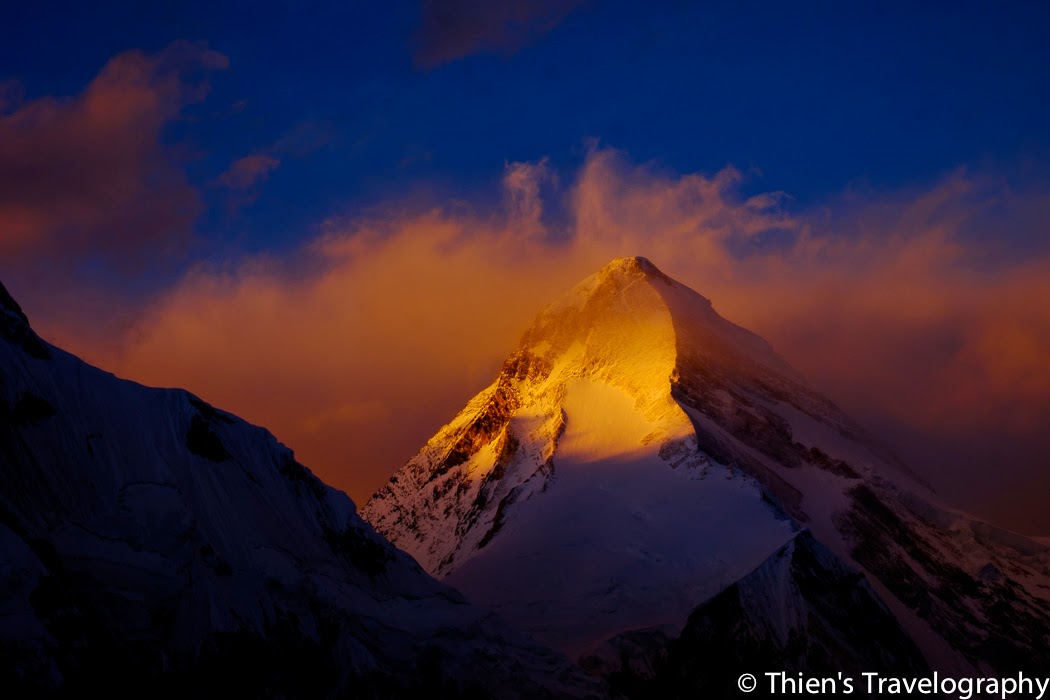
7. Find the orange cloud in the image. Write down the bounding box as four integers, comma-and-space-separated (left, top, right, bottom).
36, 148, 1050, 534
0, 41, 228, 266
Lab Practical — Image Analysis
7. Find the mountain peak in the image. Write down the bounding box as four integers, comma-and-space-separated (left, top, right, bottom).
524, 256, 678, 350
367, 262, 820, 546
597, 255, 663, 279
0, 280, 30, 326
550, 256, 680, 312
521, 256, 791, 388
0, 279, 50, 359
364, 260, 828, 651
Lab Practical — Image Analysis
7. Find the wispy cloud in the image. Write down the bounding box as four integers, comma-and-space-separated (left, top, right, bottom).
216, 154, 281, 191
413, 0, 589, 68
211, 121, 333, 214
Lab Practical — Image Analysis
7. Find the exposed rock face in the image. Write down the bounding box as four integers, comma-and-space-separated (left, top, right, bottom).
364, 257, 1050, 685
592, 533, 929, 698
838, 484, 1050, 674
0, 280, 600, 698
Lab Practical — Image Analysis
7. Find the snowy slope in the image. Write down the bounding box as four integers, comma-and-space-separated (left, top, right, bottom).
364, 257, 1050, 676
444, 374, 797, 654
0, 280, 600, 698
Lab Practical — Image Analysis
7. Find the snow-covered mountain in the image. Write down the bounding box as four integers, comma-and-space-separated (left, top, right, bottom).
364, 257, 1050, 687
0, 280, 601, 698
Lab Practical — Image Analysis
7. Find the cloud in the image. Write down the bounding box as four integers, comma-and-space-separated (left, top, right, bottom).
37, 147, 1050, 533
211, 122, 332, 213
213, 153, 281, 215
0, 41, 228, 269
216, 154, 281, 191
413, 0, 589, 68
270, 120, 335, 158
503, 157, 556, 236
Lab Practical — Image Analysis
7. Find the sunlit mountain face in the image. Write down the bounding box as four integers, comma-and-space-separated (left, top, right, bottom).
364, 257, 1050, 694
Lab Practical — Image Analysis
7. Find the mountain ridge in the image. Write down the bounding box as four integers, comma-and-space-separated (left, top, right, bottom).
0, 279, 601, 698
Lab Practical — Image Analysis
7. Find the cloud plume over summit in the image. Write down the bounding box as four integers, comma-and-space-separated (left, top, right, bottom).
32, 147, 1050, 533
